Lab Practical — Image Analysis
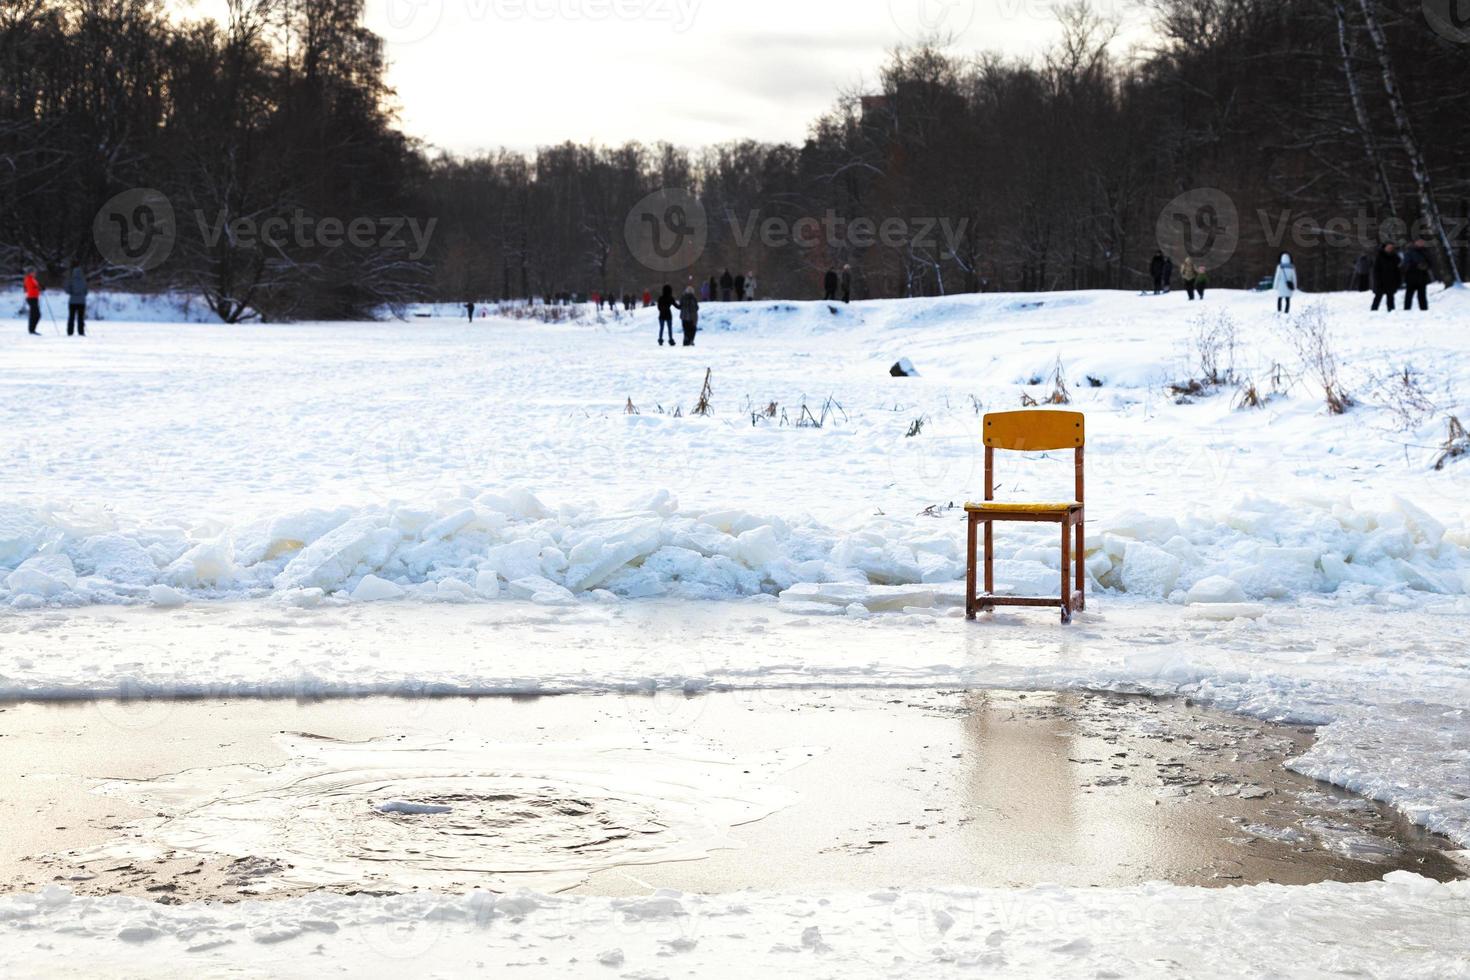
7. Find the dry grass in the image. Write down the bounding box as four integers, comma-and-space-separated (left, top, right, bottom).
1433, 416, 1469, 470
1284, 305, 1354, 415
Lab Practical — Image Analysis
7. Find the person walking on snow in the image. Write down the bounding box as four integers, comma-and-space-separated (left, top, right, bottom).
1180, 258, 1200, 300
841, 265, 853, 303
679, 284, 700, 346
744, 272, 757, 301
64, 266, 87, 336
733, 272, 745, 303
720, 269, 733, 302
657, 284, 678, 346
1273, 252, 1298, 314
1352, 252, 1372, 292
23, 268, 42, 335
1401, 239, 1432, 312
1148, 251, 1165, 295
823, 268, 838, 301
1162, 257, 1174, 293
1371, 243, 1401, 312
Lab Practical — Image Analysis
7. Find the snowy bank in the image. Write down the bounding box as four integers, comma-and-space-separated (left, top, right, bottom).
0, 875, 1465, 978
0, 484, 1466, 612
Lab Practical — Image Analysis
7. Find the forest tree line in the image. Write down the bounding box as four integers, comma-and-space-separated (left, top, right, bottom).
2, 0, 1467, 320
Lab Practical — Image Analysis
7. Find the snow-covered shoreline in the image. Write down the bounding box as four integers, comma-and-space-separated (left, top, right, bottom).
3, 875, 1466, 978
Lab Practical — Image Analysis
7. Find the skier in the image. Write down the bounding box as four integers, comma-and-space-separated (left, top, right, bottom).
841, 265, 853, 303
23, 268, 42, 335
1148, 251, 1165, 295
657, 284, 678, 346
1371, 243, 1401, 312
1352, 253, 1372, 292
1181, 258, 1200, 300
823, 268, 838, 301
744, 272, 757, 301
65, 266, 87, 336
1273, 252, 1298, 314
733, 272, 745, 302
1401, 239, 1432, 312
679, 283, 700, 346
720, 269, 733, 302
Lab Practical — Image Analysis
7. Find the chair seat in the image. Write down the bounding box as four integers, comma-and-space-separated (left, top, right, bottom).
965, 501, 1081, 514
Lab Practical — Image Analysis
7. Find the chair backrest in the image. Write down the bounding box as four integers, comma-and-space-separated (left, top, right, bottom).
983, 411, 1085, 504
984, 410, 1085, 451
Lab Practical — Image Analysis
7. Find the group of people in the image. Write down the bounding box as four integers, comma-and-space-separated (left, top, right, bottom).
823, 265, 854, 303
1148, 252, 1211, 300
1355, 239, 1435, 312
20, 267, 89, 336
693, 269, 757, 303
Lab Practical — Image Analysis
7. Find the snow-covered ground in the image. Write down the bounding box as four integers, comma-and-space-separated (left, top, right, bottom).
2, 287, 1468, 975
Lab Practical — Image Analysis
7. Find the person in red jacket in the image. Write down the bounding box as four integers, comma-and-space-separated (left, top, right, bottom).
23, 268, 42, 335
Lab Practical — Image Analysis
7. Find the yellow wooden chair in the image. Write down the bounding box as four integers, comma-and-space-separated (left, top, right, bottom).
965, 410, 1086, 624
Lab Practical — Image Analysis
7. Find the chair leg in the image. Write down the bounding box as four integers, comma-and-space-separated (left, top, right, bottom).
965, 514, 978, 621
1060, 521, 1072, 625
983, 520, 994, 601
1075, 519, 1086, 611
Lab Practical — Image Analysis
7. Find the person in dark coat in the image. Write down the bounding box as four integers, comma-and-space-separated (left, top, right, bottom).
823, 268, 839, 301
657, 284, 677, 346
1371, 243, 1401, 312
1148, 251, 1165, 295
1352, 253, 1372, 292
707, 276, 718, 302
1401, 239, 1432, 312
719, 269, 733, 302
64, 266, 88, 336
733, 272, 745, 302
1162, 257, 1174, 292
840, 264, 853, 303
679, 284, 700, 346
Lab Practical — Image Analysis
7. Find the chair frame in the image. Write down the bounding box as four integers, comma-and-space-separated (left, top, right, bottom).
965, 412, 1086, 624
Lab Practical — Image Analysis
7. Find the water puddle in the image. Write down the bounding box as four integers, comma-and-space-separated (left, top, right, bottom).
0, 689, 1460, 901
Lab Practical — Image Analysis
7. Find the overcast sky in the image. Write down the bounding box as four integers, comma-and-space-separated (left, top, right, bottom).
192, 0, 1148, 155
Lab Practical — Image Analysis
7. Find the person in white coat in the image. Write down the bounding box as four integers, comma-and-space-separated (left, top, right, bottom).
743, 272, 757, 301
1273, 252, 1298, 314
